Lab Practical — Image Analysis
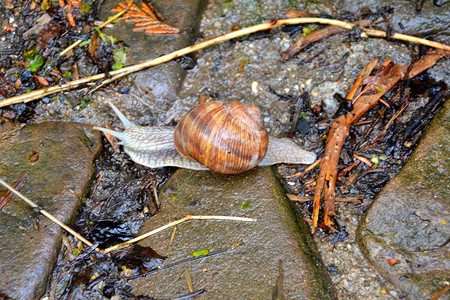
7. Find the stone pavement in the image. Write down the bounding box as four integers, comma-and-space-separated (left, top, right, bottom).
131, 168, 335, 299
0, 120, 101, 299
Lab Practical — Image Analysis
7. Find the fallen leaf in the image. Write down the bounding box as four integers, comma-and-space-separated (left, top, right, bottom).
111, 2, 180, 34
35, 76, 49, 86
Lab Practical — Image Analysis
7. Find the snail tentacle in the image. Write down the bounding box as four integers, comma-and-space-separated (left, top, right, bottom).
107, 101, 134, 128
93, 126, 128, 141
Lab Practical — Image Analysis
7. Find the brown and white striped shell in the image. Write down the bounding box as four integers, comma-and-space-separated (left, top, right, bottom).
173, 101, 269, 174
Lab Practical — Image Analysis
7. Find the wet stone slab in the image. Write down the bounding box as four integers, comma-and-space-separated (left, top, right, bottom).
0, 120, 101, 299
357, 100, 449, 298
131, 167, 335, 299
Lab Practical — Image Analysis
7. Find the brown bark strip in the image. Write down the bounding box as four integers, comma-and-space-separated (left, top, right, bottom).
346, 59, 379, 100
281, 19, 378, 60
312, 50, 447, 230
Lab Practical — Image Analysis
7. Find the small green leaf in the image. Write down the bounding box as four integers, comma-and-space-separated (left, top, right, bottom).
41, 1, 50, 10
27, 54, 44, 72
94, 27, 107, 43
108, 35, 117, 44
63, 71, 72, 77
192, 249, 209, 257
370, 155, 379, 169
374, 85, 384, 93
80, 2, 90, 13
171, 196, 178, 202
241, 201, 250, 209
237, 58, 248, 73
302, 25, 317, 36
112, 49, 126, 70
79, 39, 90, 47
301, 112, 306, 119
24, 47, 44, 71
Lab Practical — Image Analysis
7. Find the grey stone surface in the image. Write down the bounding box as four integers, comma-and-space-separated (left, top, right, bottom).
335, 0, 449, 42
0, 120, 101, 299
357, 100, 449, 298
131, 167, 335, 299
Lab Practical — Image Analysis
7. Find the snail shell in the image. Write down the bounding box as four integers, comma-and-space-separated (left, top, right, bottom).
174, 101, 269, 174
94, 102, 316, 174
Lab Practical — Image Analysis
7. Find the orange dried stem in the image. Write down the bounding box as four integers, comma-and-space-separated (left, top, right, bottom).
346, 59, 379, 100
285, 158, 321, 178
353, 153, 373, 167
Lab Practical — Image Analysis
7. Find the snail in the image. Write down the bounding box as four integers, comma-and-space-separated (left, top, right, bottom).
94, 101, 316, 174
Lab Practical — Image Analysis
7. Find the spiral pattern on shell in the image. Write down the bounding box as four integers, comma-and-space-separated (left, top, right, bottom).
174, 101, 269, 174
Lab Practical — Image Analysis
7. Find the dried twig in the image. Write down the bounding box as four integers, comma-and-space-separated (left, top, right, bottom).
185, 269, 194, 293
346, 59, 379, 101
285, 158, 321, 178
102, 214, 256, 253
431, 284, 449, 300
0, 177, 94, 247
165, 226, 177, 255
91, 170, 103, 195
287, 194, 361, 203
364, 28, 449, 51
352, 153, 372, 167
1, 17, 448, 108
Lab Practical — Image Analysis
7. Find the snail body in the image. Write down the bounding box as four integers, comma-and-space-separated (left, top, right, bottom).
95, 101, 316, 174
